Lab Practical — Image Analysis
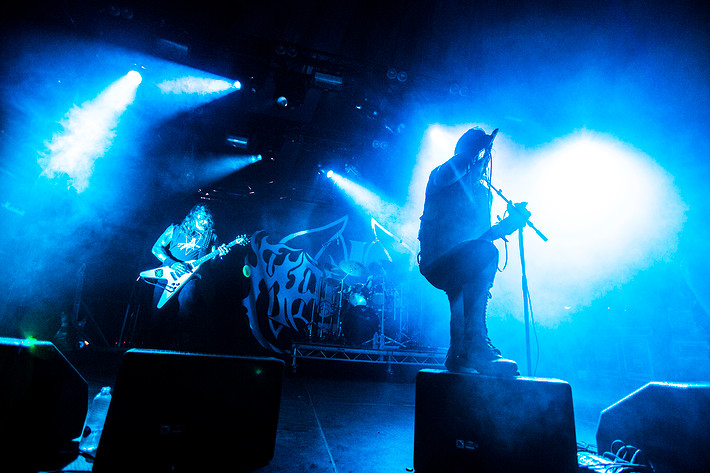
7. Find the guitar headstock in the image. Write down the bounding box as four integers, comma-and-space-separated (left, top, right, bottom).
232, 234, 250, 246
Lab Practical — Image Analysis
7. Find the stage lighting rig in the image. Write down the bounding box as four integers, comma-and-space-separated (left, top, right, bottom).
226, 134, 249, 150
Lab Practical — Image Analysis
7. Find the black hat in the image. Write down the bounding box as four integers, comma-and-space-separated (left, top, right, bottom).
454, 127, 498, 156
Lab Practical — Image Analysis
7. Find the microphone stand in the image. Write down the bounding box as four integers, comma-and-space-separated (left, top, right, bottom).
485, 181, 548, 376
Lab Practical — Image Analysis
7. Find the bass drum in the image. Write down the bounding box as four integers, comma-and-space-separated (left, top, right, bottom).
341, 305, 378, 346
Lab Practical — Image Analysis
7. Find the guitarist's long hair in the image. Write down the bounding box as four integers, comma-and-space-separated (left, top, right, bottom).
180, 204, 214, 239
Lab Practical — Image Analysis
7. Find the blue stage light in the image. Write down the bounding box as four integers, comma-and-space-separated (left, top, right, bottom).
126, 69, 142, 84
275, 96, 289, 108
157, 76, 238, 95
38, 70, 142, 192
175, 154, 262, 188
327, 171, 404, 238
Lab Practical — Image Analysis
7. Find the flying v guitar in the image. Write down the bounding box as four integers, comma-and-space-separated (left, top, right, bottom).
140, 234, 250, 309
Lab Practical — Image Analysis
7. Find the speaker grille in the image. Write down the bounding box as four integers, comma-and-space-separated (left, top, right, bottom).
414, 369, 578, 473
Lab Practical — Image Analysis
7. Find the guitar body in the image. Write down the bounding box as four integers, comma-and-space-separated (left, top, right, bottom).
139, 261, 201, 309
140, 234, 249, 309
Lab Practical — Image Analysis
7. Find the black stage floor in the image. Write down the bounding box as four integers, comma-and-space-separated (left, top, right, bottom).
34, 347, 614, 473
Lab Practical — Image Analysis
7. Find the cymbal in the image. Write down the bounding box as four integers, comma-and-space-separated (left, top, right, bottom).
339, 259, 366, 277
322, 262, 345, 277
323, 277, 343, 287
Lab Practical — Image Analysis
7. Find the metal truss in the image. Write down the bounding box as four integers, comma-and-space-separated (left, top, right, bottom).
290, 342, 447, 371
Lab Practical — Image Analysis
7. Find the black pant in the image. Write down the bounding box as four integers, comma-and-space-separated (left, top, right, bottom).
420, 239, 499, 361
150, 278, 207, 351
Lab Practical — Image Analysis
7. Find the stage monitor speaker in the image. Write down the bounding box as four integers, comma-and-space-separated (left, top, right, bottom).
0, 337, 88, 470
414, 369, 578, 473
596, 381, 710, 473
92, 349, 285, 473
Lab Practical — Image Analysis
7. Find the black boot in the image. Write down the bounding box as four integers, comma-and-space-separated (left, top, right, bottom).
463, 282, 519, 376
468, 337, 519, 376
444, 289, 467, 372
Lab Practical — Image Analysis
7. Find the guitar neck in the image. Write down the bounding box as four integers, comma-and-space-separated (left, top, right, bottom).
192, 236, 245, 267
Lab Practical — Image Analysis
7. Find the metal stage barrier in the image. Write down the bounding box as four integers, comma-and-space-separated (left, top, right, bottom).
290, 342, 447, 372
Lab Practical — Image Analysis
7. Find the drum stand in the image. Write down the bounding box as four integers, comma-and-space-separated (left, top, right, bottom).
376, 319, 405, 349
391, 286, 412, 347
334, 277, 349, 340
311, 276, 351, 342
308, 279, 326, 340
368, 281, 405, 349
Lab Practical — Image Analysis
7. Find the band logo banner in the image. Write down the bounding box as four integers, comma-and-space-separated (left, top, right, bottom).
242, 217, 348, 353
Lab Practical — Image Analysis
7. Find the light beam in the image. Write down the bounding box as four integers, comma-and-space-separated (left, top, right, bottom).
157, 76, 240, 95
327, 171, 406, 242
38, 70, 142, 192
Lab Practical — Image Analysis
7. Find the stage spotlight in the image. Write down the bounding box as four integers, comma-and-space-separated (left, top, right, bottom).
157, 76, 239, 95
226, 134, 249, 149
221, 155, 261, 171
508, 132, 685, 324
38, 70, 142, 192
326, 170, 334, 179
147, 62, 242, 115
273, 70, 306, 109
126, 70, 142, 84
313, 72, 343, 89
191, 154, 262, 185
275, 96, 289, 108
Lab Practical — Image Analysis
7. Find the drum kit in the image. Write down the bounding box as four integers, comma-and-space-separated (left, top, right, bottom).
310, 258, 408, 348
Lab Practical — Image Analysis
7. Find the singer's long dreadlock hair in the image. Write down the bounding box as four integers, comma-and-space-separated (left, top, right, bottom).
481, 145, 494, 185
481, 145, 494, 222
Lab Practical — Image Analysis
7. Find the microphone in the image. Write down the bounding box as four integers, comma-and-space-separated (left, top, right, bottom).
476, 128, 498, 164
489, 128, 499, 145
